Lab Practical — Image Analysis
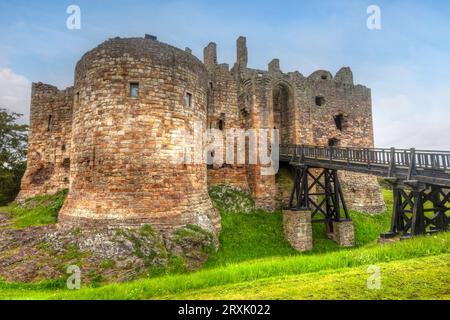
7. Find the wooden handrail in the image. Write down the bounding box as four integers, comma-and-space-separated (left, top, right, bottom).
280, 145, 450, 172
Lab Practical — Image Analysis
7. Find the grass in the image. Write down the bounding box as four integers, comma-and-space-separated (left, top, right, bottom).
0, 181, 448, 300
0, 189, 67, 229
206, 185, 393, 268
157, 254, 450, 300
0, 232, 448, 299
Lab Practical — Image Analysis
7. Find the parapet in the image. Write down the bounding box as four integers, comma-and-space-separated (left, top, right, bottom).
307, 70, 333, 81
335, 67, 354, 85
236, 36, 248, 70
268, 59, 281, 74
204, 42, 217, 71
31, 82, 59, 97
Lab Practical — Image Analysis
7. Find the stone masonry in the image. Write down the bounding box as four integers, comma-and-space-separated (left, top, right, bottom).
283, 210, 313, 252
18, 35, 385, 236
329, 221, 356, 247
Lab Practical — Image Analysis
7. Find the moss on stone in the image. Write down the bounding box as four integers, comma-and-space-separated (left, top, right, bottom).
208, 185, 255, 214
174, 224, 218, 269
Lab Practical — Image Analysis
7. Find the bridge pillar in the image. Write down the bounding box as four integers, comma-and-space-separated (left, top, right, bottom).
283, 209, 313, 252
381, 181, 450, 239
286, 165, 355, 248
328, 220, 355, 247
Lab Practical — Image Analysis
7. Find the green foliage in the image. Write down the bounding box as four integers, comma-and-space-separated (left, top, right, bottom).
0, 189, 68, 228
0, 108, 28, 205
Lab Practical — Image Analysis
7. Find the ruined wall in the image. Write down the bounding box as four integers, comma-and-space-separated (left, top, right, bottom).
204, 36, 384, 212
19, 35, 385, 225
17, 83, 72, 201
207, 166, 249, 192
204, 41, 250, 193
58, 37, 220, 234
302, 69, 385, 212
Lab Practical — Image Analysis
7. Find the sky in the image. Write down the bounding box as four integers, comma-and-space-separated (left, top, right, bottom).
0, 0, 449, 149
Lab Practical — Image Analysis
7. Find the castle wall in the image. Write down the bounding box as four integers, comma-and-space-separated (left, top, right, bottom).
204, 43, 250, 193
19, 35, 385, 228
301, 70, 385, 212
58, 38, 220, 234
17, 83, 73, 201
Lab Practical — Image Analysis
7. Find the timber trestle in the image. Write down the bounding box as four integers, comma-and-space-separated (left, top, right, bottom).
280, 144, 450, 239
381, 181, 450, 239
288, 165, 351, 232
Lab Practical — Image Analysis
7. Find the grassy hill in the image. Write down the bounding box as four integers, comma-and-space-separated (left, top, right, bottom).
0, 182, 449, 300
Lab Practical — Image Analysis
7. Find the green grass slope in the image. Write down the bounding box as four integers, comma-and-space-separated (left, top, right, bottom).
0, 190, 67, 229
158, 254, 450, 300
0, 182, 448, 300
1, 229, 449, 300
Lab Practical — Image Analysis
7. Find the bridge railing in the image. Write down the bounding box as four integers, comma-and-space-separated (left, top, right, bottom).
280, 145, 450, 172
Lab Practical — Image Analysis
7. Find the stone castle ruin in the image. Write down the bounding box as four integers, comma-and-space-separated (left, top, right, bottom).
18, 35, 385, 240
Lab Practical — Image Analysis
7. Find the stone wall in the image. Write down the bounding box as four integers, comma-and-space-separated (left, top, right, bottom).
207, 166, 249, 192
200, 36, 384, 213
301, 69, 385, 212
17, 82, 73, 201
283, 210, 313, 252
57, 37, 220, 235
18, 35, 385, 236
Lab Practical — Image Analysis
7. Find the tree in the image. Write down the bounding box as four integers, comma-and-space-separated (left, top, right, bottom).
0, 108, 28, 205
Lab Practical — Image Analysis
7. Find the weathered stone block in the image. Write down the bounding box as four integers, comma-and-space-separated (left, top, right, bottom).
283, 210, 313, 252
330, 220, 355, 247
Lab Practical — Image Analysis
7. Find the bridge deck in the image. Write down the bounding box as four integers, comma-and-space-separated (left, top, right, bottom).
280, 145, 450, 188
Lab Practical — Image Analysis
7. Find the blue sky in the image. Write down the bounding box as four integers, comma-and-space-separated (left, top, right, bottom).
1, 0, 449, 149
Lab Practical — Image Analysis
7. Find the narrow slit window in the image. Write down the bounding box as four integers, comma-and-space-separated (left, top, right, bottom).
130, 82, 139, 98
184, 92, 192, 107
218, 119, 224, 131
334, 114, 344, 131
47, 115, 52, 132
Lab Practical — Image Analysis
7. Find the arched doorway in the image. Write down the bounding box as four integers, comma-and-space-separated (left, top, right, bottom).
272, 83, 292, 145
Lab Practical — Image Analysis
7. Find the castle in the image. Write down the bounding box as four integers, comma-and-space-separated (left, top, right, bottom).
17, 35, 385, 237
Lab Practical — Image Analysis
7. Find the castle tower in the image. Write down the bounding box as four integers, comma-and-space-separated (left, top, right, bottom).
58, 37, 220, 234
17, 83, 73, 201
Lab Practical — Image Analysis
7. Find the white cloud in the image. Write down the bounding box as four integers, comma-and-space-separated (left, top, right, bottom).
373, 90, 450, 150
0, 68, 31, 124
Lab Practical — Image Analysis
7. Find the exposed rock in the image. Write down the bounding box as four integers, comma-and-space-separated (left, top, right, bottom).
0, 213, 217, 284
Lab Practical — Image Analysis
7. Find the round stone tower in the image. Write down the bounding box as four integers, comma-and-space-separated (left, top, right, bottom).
59, 37, 220, 235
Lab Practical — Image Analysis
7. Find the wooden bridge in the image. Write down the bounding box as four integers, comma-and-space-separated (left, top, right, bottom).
279, 145, 450, 239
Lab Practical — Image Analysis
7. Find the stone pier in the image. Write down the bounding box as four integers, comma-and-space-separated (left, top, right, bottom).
283, 210, 313, 252
328, 220, 355, 247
